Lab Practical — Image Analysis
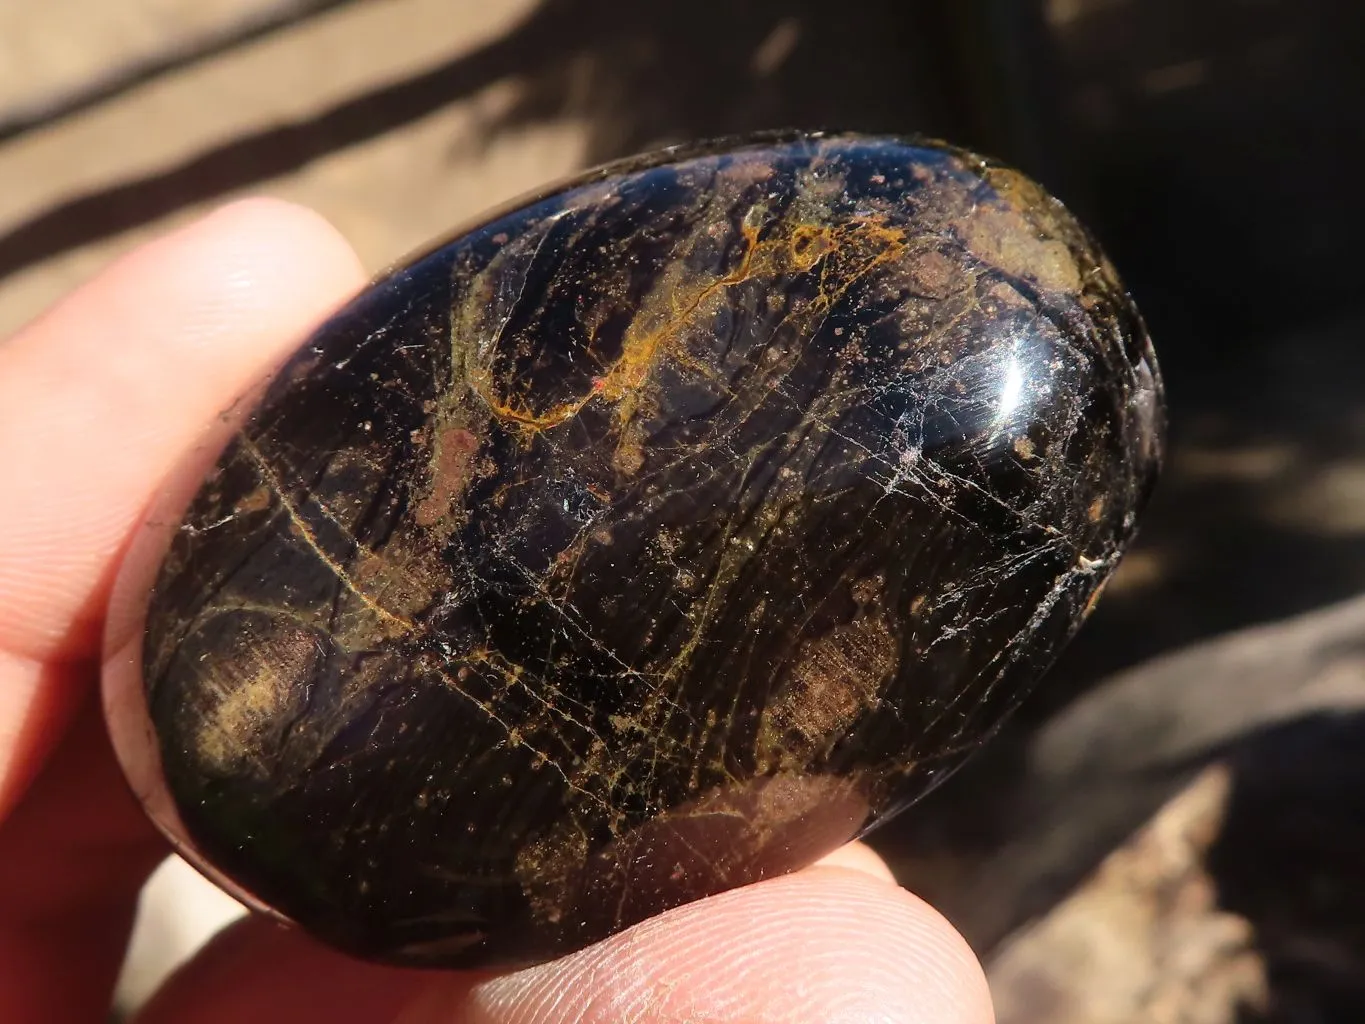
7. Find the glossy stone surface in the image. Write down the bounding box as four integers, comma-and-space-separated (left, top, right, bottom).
104, 132, 1163, 968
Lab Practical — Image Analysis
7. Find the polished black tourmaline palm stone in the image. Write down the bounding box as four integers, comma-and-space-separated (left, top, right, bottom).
104, 132, 1163, 968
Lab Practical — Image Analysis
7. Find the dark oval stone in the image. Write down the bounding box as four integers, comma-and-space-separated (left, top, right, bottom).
103, 132, 1163, 968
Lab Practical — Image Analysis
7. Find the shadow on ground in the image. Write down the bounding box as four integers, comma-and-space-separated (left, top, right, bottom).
1212, 712, 1365, 1022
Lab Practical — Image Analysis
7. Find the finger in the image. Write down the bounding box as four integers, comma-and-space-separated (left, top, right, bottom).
133, 844, 991, 1024
132, 914, 430, 1024
0, 200, 365, 1023
0, 197, 366, 815
0, 699, 165, 1024
812, 835, 898, 882
129, 844, 896, 1024
452, 864, 993, 1024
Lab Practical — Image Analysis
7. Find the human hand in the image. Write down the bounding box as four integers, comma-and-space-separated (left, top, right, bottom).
0, 199, 994, 1024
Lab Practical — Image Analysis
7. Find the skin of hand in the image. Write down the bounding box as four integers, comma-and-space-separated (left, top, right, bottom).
0, 199, 995, 1024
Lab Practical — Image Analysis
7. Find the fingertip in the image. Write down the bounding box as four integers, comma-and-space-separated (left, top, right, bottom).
199, 195, 352, 247
813, 838, 898, 883
189, 196, 369, 306
0, 195, 368, 827
131, 917, 427, 1024
98, 196, 368, 365
442, 867, 993, 1024
0, 196, 365, 664
153, 195, 364, 283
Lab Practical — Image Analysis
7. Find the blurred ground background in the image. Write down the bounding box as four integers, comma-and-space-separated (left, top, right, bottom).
3, 0, 1364, 1020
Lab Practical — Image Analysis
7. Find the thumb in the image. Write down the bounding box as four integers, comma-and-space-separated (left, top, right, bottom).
408, 845, 994, 1024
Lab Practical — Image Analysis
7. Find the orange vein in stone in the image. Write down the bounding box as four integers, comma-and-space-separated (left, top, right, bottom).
470, 222, 765, 431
